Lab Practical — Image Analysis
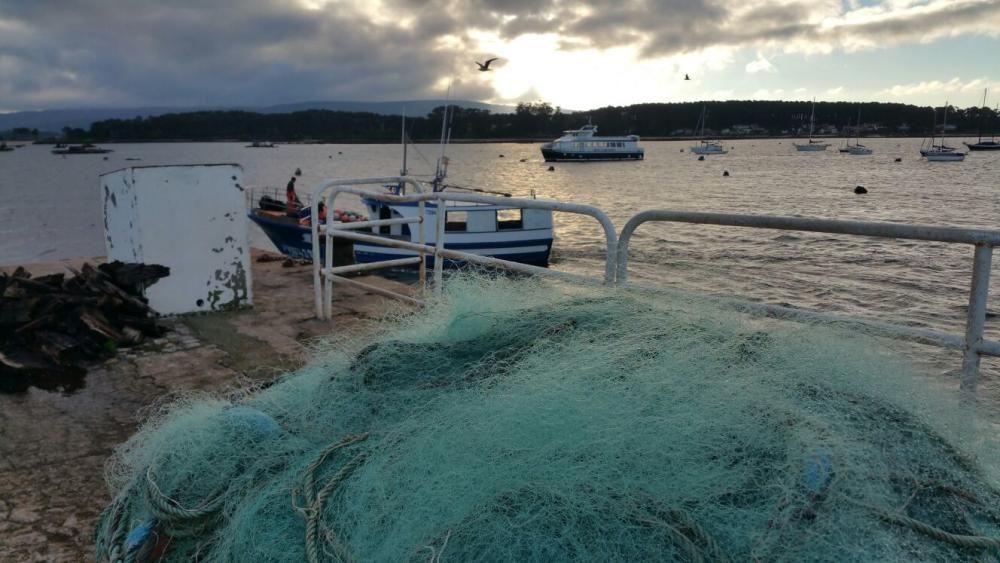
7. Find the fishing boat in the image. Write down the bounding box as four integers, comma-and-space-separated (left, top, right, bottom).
965, 89, 1000, 151
845, 108, 872, 155
51, 143, 112, 155
921, 103, 965, 161
689, 106, 727, 155
250, 108, 554, 266
540, 123, 643, 161
793, 99, 830, 152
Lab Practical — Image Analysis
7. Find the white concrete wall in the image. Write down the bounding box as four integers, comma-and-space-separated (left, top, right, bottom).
101, 164, 252, 315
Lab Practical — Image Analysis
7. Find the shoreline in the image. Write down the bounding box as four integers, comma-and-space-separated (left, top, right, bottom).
24, 133, 983, 145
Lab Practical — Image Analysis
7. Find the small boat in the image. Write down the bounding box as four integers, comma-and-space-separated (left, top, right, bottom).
247, 141, 277, 148
251, 107, 555, 267
965, 89, 1000, 151
540, 123, 643, 161
51, 143, 112, 154
921, 103, 965, 161
793, 99, 830, 152
845, 108, 872, 155
689, 106, 727, 155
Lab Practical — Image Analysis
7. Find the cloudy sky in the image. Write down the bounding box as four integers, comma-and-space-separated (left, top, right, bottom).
1, 0, 999, 113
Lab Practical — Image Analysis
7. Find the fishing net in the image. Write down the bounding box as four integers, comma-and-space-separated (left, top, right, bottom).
96, 275, 1000, 562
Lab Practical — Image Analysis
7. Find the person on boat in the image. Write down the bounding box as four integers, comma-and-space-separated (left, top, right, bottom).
298, 202, 327, 227
286, 177, 300, 215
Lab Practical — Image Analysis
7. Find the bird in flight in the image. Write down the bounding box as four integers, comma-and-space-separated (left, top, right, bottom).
476, 58, 499, 71
684, 74, 691, 80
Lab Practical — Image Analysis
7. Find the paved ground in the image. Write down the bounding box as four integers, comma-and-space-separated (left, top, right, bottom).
0, 252, 417, 561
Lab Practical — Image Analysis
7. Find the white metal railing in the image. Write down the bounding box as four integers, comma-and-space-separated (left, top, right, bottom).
310, 177, 618, 320
616, 210, 1000, 398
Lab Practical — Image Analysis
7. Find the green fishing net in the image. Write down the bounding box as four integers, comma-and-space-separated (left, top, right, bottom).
96, 276, 1000, 562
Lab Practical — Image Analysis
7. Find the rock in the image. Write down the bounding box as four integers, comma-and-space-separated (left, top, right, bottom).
499, 154, 505, 158
697, 155, 705, 161
547, 166, 555, 171
854, 185, 868, 194
723, 170, 730, 177
9, 507, 40, 524
894, 157, 902, 162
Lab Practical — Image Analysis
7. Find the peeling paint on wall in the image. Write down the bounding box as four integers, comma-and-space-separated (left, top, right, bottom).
101, 164, 252, 315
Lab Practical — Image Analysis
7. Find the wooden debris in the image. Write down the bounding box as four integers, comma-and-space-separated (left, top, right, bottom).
0, 261, 170, 393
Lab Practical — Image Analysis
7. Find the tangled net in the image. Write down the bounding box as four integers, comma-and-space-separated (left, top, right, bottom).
96, 276, 1000, 562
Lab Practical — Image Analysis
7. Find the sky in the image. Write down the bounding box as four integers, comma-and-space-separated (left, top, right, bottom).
1, 0, 999, 113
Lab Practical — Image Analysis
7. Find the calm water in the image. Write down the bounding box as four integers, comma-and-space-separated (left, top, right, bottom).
3, 138, 1000, 376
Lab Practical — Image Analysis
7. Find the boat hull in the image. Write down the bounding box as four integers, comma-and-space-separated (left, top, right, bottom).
925, 153, 966, 162
249, 212, 553, 267
793, 143, 829, 152
965, 142, 1000, 151
689, 146, 727, 155
541, 148, 643, 162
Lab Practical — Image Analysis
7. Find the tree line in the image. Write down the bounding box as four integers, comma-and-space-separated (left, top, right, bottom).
61, 100, 1000, 142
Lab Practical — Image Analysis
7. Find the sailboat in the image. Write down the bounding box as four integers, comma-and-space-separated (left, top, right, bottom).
846, 107, 872, 155
793, 99, 830, 151
965, 89, 1000, 151
689, 106, 727, 155
921, 102, 966, 162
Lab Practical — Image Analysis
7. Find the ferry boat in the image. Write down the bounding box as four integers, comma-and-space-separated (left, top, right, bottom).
51, 143, 112, 155
540, 124, 643, 161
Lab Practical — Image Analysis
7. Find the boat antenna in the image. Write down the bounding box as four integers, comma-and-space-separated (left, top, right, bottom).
401, 107, 408, 177
434, 81, 453, 191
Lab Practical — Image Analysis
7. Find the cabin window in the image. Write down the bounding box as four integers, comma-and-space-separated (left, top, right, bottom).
379, 205, 392, 234
497, 209, 523, 230
445, 211, 468, 232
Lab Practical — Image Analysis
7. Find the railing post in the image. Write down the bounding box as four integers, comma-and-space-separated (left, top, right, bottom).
323, 194, 335, 320
312, 190, 323, 318
962, 243, 993, 399
434, 197, 446, 295
418, 201, 427, 293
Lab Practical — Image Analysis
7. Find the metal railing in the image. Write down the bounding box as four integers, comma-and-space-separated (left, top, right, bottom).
310, 177, 618, 320
616, 210, 1000, 398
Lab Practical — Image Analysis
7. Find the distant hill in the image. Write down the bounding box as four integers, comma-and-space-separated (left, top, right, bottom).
0, 99, 514, 133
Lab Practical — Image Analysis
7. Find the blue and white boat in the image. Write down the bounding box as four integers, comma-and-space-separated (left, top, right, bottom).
249, 106, 554, 267
541, 123, 644, 161
248, 185, 554, 267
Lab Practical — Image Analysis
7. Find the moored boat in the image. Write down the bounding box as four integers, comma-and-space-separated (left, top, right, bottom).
51, 143, 112, 155
793, 99, 830, 152
690, 106, 727, 155
964, 89, 1000, 151
540, 123, 643, 161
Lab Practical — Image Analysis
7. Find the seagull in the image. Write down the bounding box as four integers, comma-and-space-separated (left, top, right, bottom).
684, 74, 691, 80
476, 58, 499, 71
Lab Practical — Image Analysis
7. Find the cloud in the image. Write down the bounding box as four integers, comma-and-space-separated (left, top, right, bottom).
826, 86, 846, 97
875, 77, 1000, 99
1, 0, 999, 111
745, 52, 776, 74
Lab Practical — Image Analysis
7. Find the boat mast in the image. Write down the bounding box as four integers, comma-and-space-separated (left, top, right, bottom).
400, 109, 408, 176
977, 88, 987, 143
942, 101, 949, 147
856, 107, 862, 146
434, 83, 452, 191
808, 98, 816, 141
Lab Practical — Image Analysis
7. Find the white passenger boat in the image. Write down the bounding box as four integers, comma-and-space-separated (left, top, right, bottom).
540, 123, 644, 161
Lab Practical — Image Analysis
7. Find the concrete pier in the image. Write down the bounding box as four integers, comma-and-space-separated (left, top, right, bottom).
0, 251, 416, 561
